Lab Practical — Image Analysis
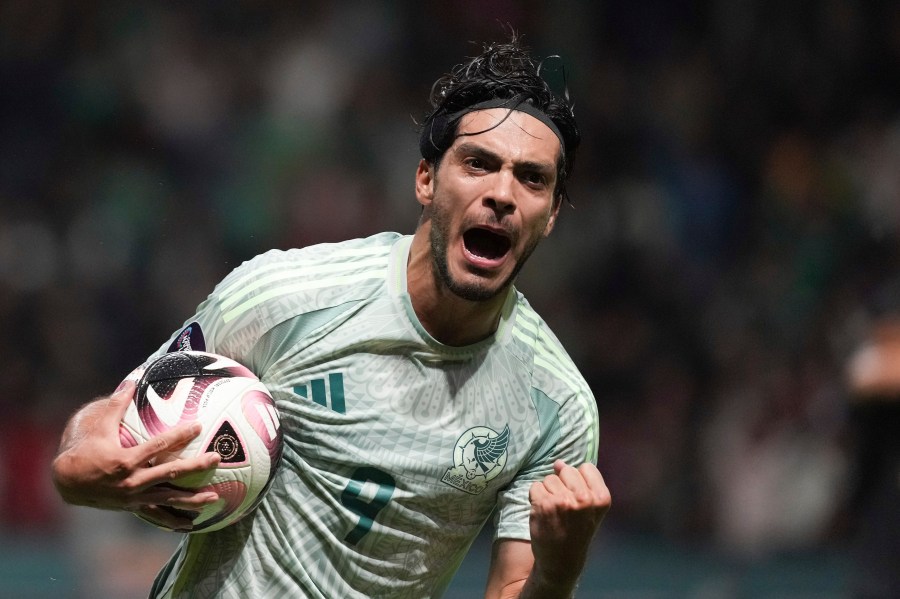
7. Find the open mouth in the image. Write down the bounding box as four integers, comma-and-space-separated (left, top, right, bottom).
463, 227, 512, 261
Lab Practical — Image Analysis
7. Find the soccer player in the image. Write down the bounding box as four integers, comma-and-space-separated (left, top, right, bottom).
51, 37, 611, 598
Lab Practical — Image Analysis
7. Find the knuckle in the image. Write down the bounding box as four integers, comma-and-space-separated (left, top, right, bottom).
600, 490, 612, 508
120, 477, 140, 492
572, 490, 592, 505
109, 458, 131, 478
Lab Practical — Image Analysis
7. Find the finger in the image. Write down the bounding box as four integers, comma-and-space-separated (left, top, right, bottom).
151, 451, 220, 482
137, 486, 220, 510
134, 422, 204, 465
577, 462, 608, 495
130, 452, 220, 490
529, 480, 550, 505
135, 505, 196, 532
539, 473, 568, 496
167, 491, 220, 511
101, 380, 137, 427
557, 464, 592, 498
113, 376, 136, 396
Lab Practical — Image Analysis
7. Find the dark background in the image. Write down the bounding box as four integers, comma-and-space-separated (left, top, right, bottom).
1, 1, 898, 597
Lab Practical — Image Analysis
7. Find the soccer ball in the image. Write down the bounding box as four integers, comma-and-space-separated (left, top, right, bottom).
118, 350, 283, 533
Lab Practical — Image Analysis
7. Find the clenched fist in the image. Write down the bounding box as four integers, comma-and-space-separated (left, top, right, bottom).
528, 459, 611, 586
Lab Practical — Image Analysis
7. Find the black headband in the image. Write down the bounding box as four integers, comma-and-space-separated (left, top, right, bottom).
420, 94, 565, 159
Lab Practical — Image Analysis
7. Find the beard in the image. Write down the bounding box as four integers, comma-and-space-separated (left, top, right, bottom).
428, 200, 545, 302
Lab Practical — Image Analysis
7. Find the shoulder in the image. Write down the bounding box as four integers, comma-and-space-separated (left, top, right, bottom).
503, 293, 600, 466
189, 233, 403, 371
508, 293, 596, 413
198, 233, 401, 352
223, 232, 401, 284
214, 233, 401, 317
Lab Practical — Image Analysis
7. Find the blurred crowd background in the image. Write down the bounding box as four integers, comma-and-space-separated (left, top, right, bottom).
1, 1, 898, 597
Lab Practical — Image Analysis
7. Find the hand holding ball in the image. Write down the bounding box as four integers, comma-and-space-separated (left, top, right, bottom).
119, 351, 283, 533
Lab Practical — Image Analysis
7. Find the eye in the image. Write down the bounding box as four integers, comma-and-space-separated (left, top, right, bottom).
464, 157, 487, 171
522, 171, 547, 188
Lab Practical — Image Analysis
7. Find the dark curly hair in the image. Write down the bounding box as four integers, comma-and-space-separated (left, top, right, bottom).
419, 35, 581, 205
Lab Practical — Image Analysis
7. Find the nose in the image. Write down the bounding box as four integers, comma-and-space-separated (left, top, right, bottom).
484, 171, 516, 215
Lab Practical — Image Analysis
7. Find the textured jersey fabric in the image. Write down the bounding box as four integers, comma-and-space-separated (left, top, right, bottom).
149, 232, 598, 599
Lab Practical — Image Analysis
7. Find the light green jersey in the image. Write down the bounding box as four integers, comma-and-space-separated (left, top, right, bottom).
149, 233, 598, 599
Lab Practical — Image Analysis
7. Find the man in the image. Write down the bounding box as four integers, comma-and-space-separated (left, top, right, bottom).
846, 318, 900, 598
52, 37, 611, 598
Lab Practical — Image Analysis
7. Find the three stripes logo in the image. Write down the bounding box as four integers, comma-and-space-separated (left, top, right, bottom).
294, 373, 346, 413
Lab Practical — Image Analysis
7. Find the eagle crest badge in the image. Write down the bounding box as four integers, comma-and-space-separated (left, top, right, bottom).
441, 425, 511, 495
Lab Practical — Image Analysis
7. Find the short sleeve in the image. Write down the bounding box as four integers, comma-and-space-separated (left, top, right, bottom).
493, 385, 599, 541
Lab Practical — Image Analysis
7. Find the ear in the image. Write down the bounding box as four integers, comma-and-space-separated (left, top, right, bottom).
415, 159, 435, 207
542, 195, 563, 237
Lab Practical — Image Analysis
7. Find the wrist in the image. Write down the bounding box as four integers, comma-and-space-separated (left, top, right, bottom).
519, 564, 580, 599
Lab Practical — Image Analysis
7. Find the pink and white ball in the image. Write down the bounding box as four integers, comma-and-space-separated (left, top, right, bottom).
118, 350, 283, 533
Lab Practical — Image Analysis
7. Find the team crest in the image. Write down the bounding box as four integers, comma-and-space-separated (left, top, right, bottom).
441, 425, 511, 495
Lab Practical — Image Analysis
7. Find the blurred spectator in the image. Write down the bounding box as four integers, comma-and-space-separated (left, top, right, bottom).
845, 318, 900, 598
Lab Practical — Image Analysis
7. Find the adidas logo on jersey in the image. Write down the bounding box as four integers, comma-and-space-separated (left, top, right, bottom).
294, 373, 346, 413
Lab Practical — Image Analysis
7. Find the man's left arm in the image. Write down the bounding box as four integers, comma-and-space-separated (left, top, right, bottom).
484, 460, 611, 599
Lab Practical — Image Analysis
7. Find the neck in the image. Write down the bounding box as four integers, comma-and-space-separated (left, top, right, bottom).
406, 230, 509, 347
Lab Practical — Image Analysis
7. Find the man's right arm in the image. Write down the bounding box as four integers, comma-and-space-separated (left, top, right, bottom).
51, 380, 221, 530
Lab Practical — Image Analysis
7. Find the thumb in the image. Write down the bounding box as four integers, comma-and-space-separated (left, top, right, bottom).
553, 459, 569, 475
105, 379, 137, 424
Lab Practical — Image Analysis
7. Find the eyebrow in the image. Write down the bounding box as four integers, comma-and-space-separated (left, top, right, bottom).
454, 142, 557, 176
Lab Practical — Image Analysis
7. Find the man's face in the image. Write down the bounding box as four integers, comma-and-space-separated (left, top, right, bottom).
416, 108, 562, 302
